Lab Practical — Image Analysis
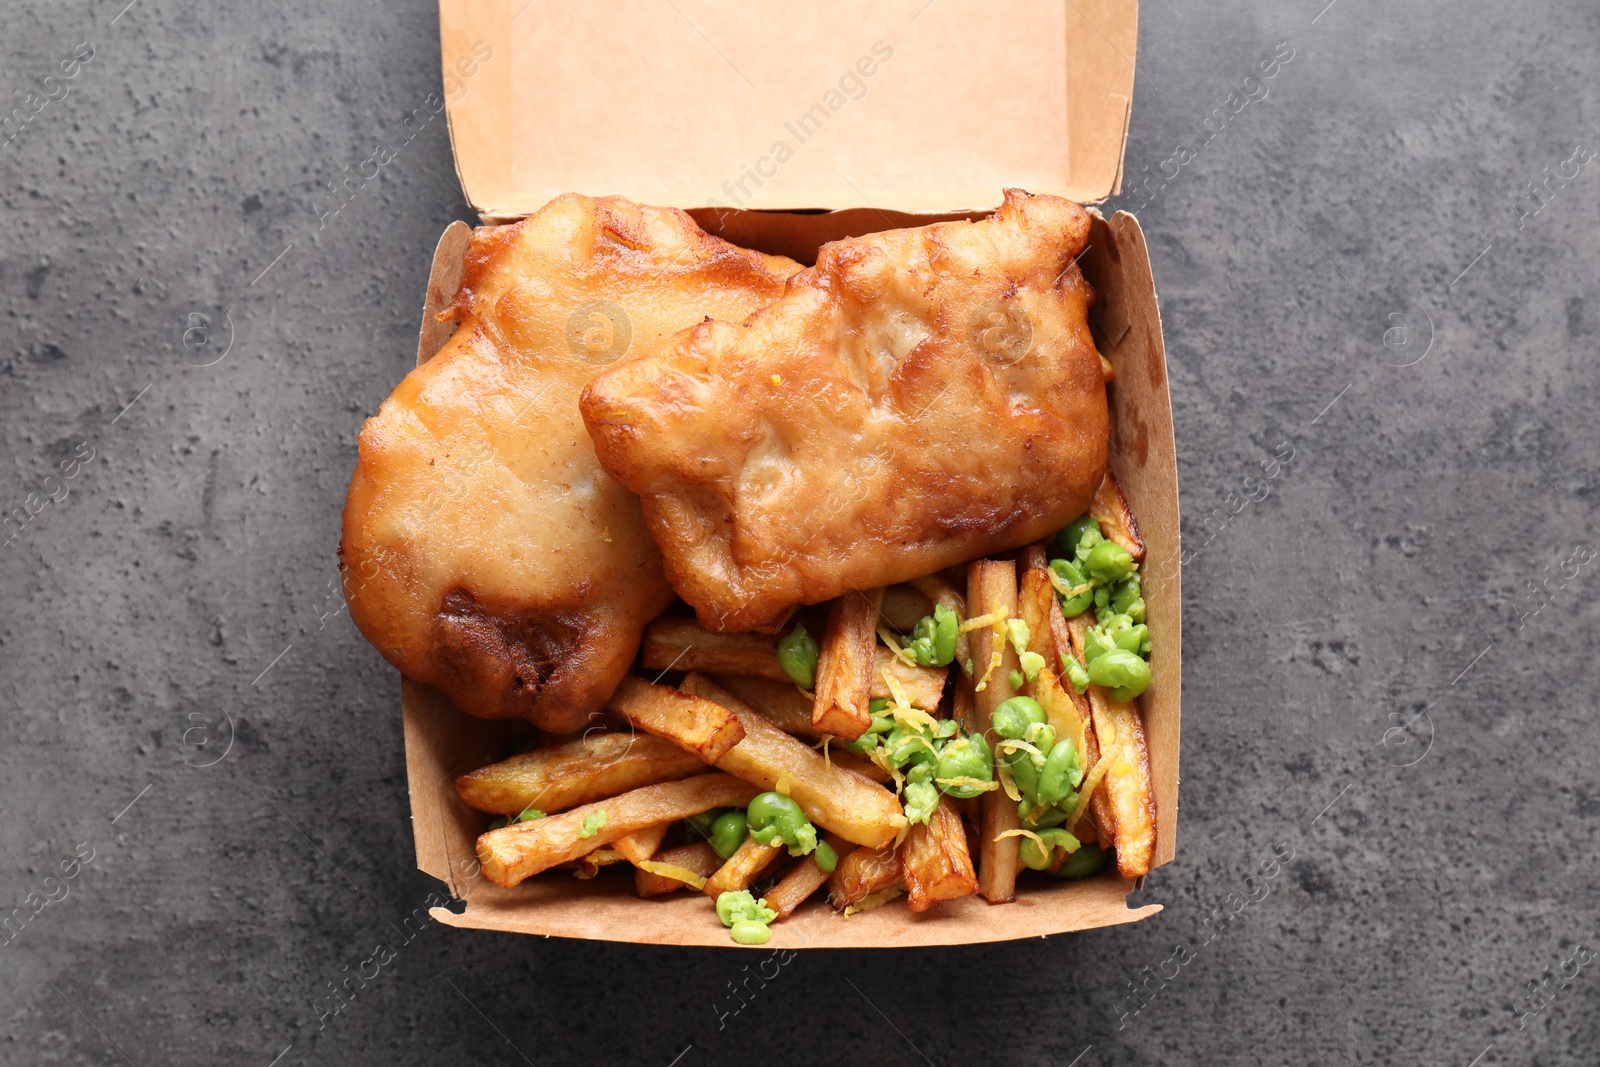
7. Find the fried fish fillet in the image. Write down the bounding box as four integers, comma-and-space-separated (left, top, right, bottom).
581, 189, 1110, 632
341, 194, 799, 731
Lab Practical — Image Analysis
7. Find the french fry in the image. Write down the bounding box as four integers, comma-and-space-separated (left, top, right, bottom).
825, 748, 894, 784
477, 773, 759, 887
911, 573, 979, 734
606, 677, 746, 764
1019, 544, 1107, 848
827, 845, 903, 910
703, 836, 786, 898
969, 559, 1022, 904
1065, 614, 1157, 877
639, 617, 789, 681
899, 799, 979, 912
711, 674, 891, 781
1090, 472, 1145, 562
680, 673, 904, 849
870, 646, 947, 710
635, 842, 722, 897
611, 822, 671, 866
455, 733, 706, 816
879, 584, 933, 633
812, 588, 884, 741
1030, 669, 1106, 849
765, 834, 853, 920
713, 674, 822, 738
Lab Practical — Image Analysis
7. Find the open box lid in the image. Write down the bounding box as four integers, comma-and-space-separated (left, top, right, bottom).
438, 0, 1137, 221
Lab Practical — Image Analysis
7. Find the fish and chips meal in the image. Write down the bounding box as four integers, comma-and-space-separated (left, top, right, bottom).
342, 190, 1158, 944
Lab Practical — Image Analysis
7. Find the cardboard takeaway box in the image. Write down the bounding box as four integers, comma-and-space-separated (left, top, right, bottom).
409, 0, 1178, 947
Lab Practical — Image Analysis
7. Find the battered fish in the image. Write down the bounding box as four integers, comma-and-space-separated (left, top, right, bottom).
581, 190, 1109, 633
341, 194, 799, 731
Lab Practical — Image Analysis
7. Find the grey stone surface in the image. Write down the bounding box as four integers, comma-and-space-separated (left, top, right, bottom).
2, 0, 1598, 1064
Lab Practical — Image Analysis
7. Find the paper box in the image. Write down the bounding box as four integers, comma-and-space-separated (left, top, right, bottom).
406, 0, 1177, 946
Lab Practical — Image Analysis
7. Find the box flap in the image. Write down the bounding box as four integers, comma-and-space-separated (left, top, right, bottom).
439, 0, 1136, 220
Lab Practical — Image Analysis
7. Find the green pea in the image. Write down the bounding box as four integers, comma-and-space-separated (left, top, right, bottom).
1062, 655, 1090, 693
904, 778, 939, 825
1081, 627, 1119, 666
710, 810, 748, 859
747, 791, 817, 854
907, 603, 959, 667
868, 698, 892, 715
1051, 843, 1110, 880
814, 840, 838, 874
1005, 744, 1040, 805
1019, 801, 1069, 829
991, 696, 1046, 740
1058, 515, 1104, 560
1049, 558, 1095, 617
1085, 540, 1134, 582
777, 624, 819, 689
1113, 623, 1149, 656
1036, 738, 1081, 807
1019, 828, 1081, 871
685, 809, 722, 841
1008, 669, 1026, 691
934, 734, 993, 797
842, 731, 879, 756
884, 726, 933, 769
729, 920, 771, 945
1109, 575, 1143, 618
1087, 649, 1151, 701
843, 710, 896, 754
515, 806, 545, 822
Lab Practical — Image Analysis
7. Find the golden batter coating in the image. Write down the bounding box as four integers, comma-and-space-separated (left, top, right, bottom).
341, 194, 799, 730
582, 190, 1110, 632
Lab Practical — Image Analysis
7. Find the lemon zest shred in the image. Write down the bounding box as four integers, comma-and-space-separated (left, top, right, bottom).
959, 608, 1007, 634
934, 776, 999, 792
635, 860, 708, 891
994, 828, 1045, 846
1066, 757, 1112, 835
876, 626, 920, 668
880, 667, 914, 717
1045, 567, 1093, 600
996, 759, 1022, 802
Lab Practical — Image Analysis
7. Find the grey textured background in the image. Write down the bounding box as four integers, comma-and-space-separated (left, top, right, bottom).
3, 1, 1598, 1064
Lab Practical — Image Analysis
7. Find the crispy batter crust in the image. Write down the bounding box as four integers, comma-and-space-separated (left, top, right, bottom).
582, 189, 1111, 632
341, 194, 798, 730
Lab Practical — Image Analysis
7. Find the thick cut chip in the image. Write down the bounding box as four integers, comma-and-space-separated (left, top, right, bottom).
476, 772, 759, 887
455, 733, 706, 816
970, 560, 1023, 904
1064, 614, 1157, 877
606, 677, 746, 765
1089, 472, 1145, 562
827, 846, 903, 910
812, 590, 884, 741
765, 834, 853, 920
681, 673, 905, 849
342, 194, 798, 730
899, 799, 979, 913
635, 841, 722, 897
582, 189, 1110, 632
703, 836, 786, 899
639, 617, 789, 681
